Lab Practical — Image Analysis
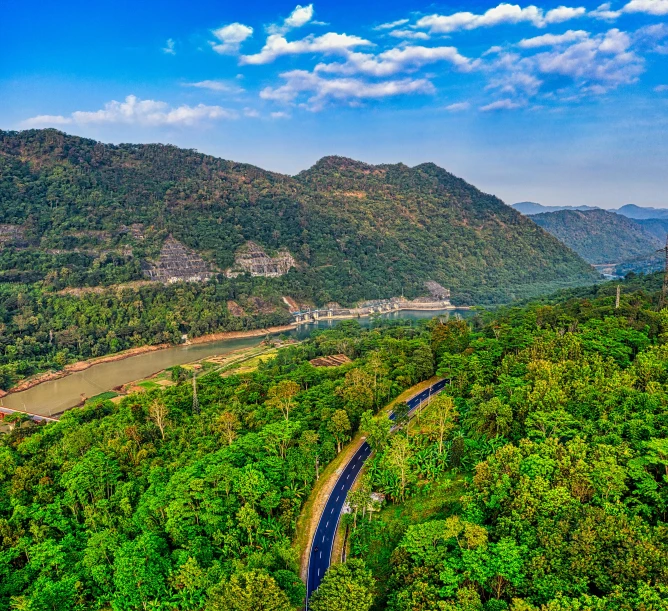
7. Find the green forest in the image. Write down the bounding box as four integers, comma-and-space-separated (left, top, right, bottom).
0, 128, 597, 308
2, 272, 668, 610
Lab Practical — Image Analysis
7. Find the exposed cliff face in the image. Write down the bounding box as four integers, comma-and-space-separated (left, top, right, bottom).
0, 224, 26, 248
227, 241, 295, 278
143, 236, 216, 283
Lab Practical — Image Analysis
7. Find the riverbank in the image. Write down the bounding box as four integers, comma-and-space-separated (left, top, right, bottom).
2, 323, 297, 396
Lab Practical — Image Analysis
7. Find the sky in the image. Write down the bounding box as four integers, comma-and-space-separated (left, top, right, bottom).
1, 0, 667, 207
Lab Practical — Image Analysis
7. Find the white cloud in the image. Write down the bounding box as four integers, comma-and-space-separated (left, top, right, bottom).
388, 29, 430, 40
163, 39, 176, 55
444, 102, 471, 111
487, 70, 543, 94
623, 0, 668, 15
260, 70, 434, 110
268, 4, 315, 35
655, 84, 668, 91
374, 19, 410, 30
211, 23, 254, 55
240, 32, 373, 65
22, 114, 73, 128
315, 45, 475, 77
184, 80, 245, 93
415, 3, 586, 34
544, 6, 586, 23
480, 98, 525, 111
244, 107, 261, 117
270, 111, 292, 118
590, 3, 622, 20
23, 95, 237, 128
519, 29, 590, 48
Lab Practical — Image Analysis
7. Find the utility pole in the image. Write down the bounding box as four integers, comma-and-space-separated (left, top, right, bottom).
659, 234, 668, 309
615, 284, 620, 309
192, 370, 199, 414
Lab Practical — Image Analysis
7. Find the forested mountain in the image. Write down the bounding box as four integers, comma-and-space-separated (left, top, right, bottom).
530, 208, 662, 265
3, 272, 668, 610
0, 129, 596, 307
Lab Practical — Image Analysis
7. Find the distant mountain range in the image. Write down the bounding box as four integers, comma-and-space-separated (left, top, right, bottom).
529, 209, 663, 265
512, 201, 668, 220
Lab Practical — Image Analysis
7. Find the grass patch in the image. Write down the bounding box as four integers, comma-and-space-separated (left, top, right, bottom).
87, 391, 119, 403
136, 380, 160, 390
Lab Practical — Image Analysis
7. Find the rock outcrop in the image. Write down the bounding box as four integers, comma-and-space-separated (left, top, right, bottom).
227, 241, 295, 278
143, 236, 216, 283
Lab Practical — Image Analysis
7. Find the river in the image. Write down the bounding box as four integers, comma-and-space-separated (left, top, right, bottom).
1, 309, 471, 417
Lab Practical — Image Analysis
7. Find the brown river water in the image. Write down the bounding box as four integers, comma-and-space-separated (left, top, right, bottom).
1, 310, 469, 417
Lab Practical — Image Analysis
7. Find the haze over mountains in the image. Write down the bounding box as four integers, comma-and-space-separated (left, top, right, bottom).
513, 201, 668, 274
0, 129, 597, 305
513, 202, 668, 220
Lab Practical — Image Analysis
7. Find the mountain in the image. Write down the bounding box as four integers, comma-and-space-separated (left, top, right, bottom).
614, 204, 668, 220
0, 129, 597, 305
530, 209, 662, 265
512, 201, 599, 215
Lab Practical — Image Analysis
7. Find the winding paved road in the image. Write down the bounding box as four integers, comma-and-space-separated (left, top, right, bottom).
306, 378, 448, 604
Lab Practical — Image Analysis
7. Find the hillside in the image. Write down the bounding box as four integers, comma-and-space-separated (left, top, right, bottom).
0, 129, 597, 307
530, 208, 662, 265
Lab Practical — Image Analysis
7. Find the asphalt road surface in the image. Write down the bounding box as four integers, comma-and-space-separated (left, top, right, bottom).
306, 378, 448, 604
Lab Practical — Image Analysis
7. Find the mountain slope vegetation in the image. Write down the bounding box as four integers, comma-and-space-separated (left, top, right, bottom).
530, 208, 662, 265
0, 129, 596, 306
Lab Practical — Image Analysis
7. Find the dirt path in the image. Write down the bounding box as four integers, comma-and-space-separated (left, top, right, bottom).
295, 376, 442, 581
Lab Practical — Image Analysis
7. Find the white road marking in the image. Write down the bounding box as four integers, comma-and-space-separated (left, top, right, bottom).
346, 474, 350, 479
331, 508, 334, 514
319, 551, 322, 559
318, 569, 320, 577
326, 521, 329, 527
322, 535, 325, 542
336, 496, 339, 501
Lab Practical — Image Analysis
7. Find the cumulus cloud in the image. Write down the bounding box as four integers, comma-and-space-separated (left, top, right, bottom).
623, 0, 668, 15
388, 30, 430, 40
268, 4, 315, 35
184, 80, 245, 93
480, 98, 526, 111
491, 28, 644, 100
23, 95, 236, 128
415, 3, 586, 34
315, 45, 475, 77
519, 29, 590, 48
444, 102, 471, 111
211, 23, 254, 55
240, 32, 373, 65
590, 3, 622, 20
655, 84, 668, 91
22, 115, 74, 128
260, 70, 434, 110
374, 19, 410, 30
163, 39, 176, 55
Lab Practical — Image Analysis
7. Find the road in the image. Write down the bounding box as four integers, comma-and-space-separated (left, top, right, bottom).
305, 378, 448, 604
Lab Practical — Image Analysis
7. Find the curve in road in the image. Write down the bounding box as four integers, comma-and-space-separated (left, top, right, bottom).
306, 378, 448, 604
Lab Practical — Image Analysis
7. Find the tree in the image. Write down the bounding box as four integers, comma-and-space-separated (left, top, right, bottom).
148, 399, 169, 440
425, 393, 458, 454
329, 409, 351, 453
217, 411, 241, 445
385, 435, 414, 502
267, 380, 300, 421
337, 369, 374, 421
360, 410, 391, 452
309, 559, 374, 611
207, 570, 291, 611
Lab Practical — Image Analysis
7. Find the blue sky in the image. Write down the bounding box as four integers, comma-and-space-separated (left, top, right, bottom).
1, 0, 667, 207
